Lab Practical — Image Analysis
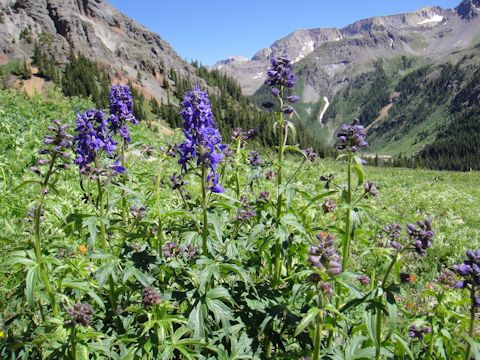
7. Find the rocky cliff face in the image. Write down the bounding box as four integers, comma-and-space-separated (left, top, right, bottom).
0, 0, 200, 102
214, 1, 480, 98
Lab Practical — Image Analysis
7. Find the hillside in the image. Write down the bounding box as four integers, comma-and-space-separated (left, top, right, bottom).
214, 0, 480, 170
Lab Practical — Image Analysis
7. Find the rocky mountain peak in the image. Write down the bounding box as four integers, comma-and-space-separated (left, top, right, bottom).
456, 0, 480, 19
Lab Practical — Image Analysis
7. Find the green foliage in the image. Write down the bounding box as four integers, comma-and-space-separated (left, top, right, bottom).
0, 73, 479, 359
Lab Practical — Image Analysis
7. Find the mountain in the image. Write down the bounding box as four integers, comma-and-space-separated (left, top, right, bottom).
214, 0, 480, 170
215, 1, 480, 99
0, 0, 200, 104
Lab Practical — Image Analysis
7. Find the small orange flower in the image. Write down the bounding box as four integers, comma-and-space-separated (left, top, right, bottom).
409, 274, 417, 283
426, 282, 433, 290
78, 244, 88, 255
406, 302, 414, 309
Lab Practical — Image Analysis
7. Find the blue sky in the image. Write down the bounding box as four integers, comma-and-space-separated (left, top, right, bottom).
109, 0, 460, 65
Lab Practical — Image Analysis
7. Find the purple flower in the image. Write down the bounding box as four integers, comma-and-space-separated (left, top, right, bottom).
265, 56, 296, 89
406, 217, 434, 256
364, 181, 378, 197
322, 199, 336, 214
303, 147, 318, 162
74, 109, 117, 169
248, 151, 263, 167
108, 85, 137, 142
309, 232, 342, 276
65, 302, 93, 327
142, 287, 161, 308
265, 170, 276, 181
336, 118, 368, 153
453, 249, 480, 306
287, 95, 300, 103
358, 274, 370, 286
408, 324, 431, 339
178, 85, 225, 193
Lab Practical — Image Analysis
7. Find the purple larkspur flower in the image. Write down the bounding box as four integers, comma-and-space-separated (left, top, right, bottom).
74, 109, 117, 169
453, 249, 480, 306
178, 85, 225, 193
303, 147, 318, 162
65, 302, 93, 327
358, 274, 370, 286
322, 199, 336, 214
142, 287, 161, 308
408, 324, 431, 340
337, 118, 368, 153
309, 232, 342, 276
108, 85, 137, 143
406, 217, 434, 256
364, 181, 378, 197
248, 151, 263, 167
265, 56, 297, 89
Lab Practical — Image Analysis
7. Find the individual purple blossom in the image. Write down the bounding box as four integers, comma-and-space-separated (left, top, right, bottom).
358, 274, 370, 286
259, 191, 270, 201
142, 287, 161, 308
438, 269, 456, 287
364, 181, 378, 197
163, 242, 180, 258
65, 302, 93, 327
303, 147, 318, 162
287, 95, 300, 103
231, 128, 256, 147
170, 173, 187, 190
406, 217, 434, 256
108, 85, 137, 142
337, 118, 368, 152
37, 119, 74, 173
265, 169, 276, 181
309, 232, 342, 276
408, 325, 431, 339
453, 249, 480, 306
319, 282, 333, 295
130, 205, 146, 219
178, 85, 225, 193
248, 151, 263, 167
74, 109, 117, 170
322, 199, 336, 214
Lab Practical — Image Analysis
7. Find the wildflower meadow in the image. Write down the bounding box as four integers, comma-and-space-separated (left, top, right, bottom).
0, 57, 479, 359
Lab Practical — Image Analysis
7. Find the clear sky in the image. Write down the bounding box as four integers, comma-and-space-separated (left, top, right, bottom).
109, 0, 460, 65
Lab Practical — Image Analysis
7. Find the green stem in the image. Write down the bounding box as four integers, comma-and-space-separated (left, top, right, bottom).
465, 286, 476, 360
33, 154, 58, 316
155, 165, 163, 257
341, 153, 353, 271
312, 293, 324, 360
273, 91, 285, 288
375, 310, 382, 360
95, 159, 108, 252
70, 327, 77, 360
121, 140, 127, 223
201, 159, 208, 256
284, 158, 306, 189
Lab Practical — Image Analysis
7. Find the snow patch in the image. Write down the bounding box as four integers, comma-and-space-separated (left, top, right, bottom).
252, 72, 265, 80
389, 38, 394, 48
418, 13, 443, 25
294, 40, 315, 63
318, 96, 330, 125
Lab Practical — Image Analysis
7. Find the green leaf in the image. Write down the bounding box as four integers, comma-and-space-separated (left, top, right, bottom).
26, 265, 39, 310
466, 336, 480, 360
385, 291, 397, 341
209, 213, 223, 242
294, 307, 321, 336
392, 333, 414, 360
284, 145, 306, 159
188, 303, 207, 338
353, 161, 365, 187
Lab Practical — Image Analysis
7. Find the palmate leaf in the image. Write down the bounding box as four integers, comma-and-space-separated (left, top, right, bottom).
294, 306, 321, 336
466, 336, 480, 360
188, 302, 207, 338
392, 332, 415, 360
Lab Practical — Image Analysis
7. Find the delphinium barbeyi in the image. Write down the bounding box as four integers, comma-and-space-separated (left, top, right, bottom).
108, 85, 137, 222
27, 120, 73, 316
74, 108, 119, 252
299, 232, 342, 360
264, 55, 300, 288
453, 249, 479, 360
372, 218, 435, 360
178, 85, 225, 255
335, 118, 369, 271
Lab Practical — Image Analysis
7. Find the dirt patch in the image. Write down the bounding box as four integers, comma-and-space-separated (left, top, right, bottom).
0, 54, 9, 65
22, 76, 46, 96
366, 102, 394, 132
